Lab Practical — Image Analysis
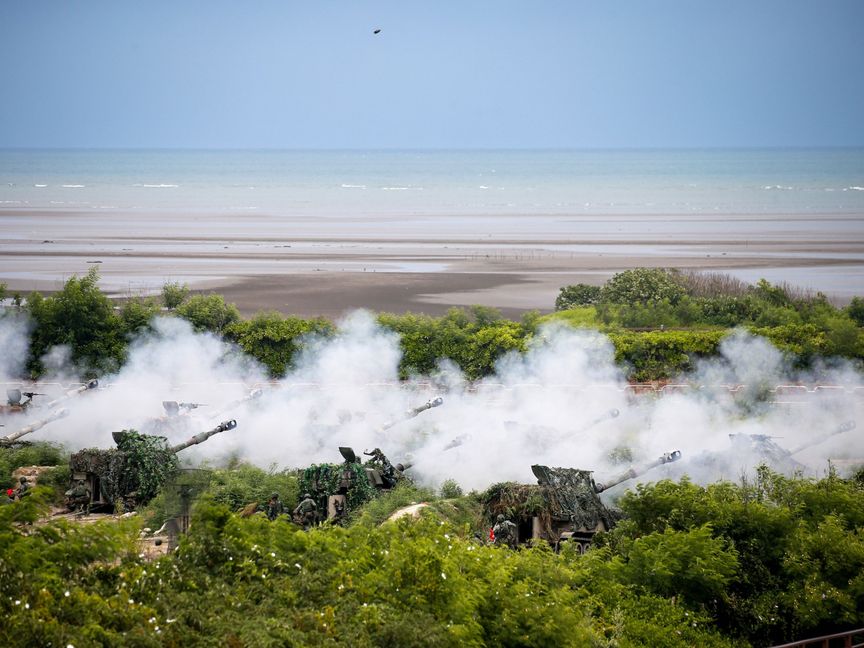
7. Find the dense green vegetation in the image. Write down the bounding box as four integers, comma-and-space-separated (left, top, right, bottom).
3, 267, 861, 382
2, 464, 864, 646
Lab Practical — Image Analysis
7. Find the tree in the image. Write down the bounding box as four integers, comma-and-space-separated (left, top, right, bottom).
555, 284, 601, 310
162, 281, 190, 309
175, 294, 241, 334
846, 296, 864, 327
600, 268, 686, 305
225, 311, 333, 377
26, 267, 125, 376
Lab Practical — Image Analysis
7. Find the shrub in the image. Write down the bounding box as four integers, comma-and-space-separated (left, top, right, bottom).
162, 281, 190, 309
26, 267, 126, 376
600, 268, 686, 305
175, 294, 241, 333
555, 284, 601, 310
226, 311, 334, 377
439, 479, 463, 499
847, 297, 864, 326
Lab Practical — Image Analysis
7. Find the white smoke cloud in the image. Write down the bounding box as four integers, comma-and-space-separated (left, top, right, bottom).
2, 312, 862, 496
0, 313, 30, 382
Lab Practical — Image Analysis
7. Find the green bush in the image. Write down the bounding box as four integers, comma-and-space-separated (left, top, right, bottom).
847, 296, 864, 326
0, 442, 67, 489
26, 267, 126, 376
555, 284, 601, 310
225, 311, 334, 377
175, 294, 241, 334
608, 329, 727, 381
162, 281, 190, 309
600, 268, 686, 305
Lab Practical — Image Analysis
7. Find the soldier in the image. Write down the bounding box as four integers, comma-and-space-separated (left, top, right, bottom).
492, 513, 518, 549
365, 447, 398, 488
14, 476, 31, 500
266, 492, 284, 521
332, 497, 345, 520
66, 479, 91, 515
293, 493, 318, 529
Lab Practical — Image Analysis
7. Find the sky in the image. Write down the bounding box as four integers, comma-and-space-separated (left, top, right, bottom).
1, 1, 863, 149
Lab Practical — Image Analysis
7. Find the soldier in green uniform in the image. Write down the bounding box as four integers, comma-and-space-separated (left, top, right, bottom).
14, 476, 31, 500
66, 479, 91, 515
293, 493, 318, 529
492, 513, 518, 549
266, 492, 284, 521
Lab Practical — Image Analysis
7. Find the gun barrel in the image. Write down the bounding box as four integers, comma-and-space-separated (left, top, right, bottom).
170, 419, 237, 453
0, 407, 70, 445
595, 450, 682, 493
395, 460, 413, 472
381, 396, 444, 431
789, 420, 855, 456
45, 379, 99, 409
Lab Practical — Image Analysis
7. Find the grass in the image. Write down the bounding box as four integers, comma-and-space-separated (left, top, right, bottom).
538, 306, 600, 328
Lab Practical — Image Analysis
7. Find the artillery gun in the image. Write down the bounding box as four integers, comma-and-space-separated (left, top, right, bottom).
44, 379, 99, 409
718, 420, 856, 474
298, 445, 413, 524
66, 419, 237, 513
0, 408, 70, 447
208, 388, 263, 420
482, 450, 682, 552
0, 389, 44, 416
380, 396, 443, 432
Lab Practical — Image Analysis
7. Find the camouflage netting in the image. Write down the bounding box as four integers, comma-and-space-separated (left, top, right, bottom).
482, 469, 619, 540
481, 482, 555, 537
299, 462, 377, 512
70, 430, 179, 508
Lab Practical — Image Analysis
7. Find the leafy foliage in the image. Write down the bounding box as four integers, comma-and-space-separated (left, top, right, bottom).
555, 283, 601, 310
0, 442, 67, 489
225, 311, 334, 377
162, 281, 190, 309
600, 268, 686, 305
175, 293, 241, 334
26, 267, 126, 376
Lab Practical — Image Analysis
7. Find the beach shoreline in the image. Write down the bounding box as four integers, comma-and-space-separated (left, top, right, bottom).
1, 207, 862, 317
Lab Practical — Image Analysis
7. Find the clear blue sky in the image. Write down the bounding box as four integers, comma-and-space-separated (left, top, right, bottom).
2, 1, 863, 149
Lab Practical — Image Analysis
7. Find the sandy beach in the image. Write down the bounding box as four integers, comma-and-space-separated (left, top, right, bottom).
1, 209, 862, 317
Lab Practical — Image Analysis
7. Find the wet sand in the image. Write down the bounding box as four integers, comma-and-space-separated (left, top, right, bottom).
1, 209, 862, 317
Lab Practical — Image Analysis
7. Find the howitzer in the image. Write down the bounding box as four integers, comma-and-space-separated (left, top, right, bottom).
380, 396, 443, 431
6, 389, 43, 407
0, 408, 69, 446
209, 389, 263, 419
163, 401, 207, 416
45, 379, 99, 409
170, 420, 237, 453
577, 408, 620, 434
594, 450, 682, 492
789, 420, 855, 456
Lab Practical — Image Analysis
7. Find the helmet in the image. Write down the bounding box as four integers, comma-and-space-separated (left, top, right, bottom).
78, 479, 85, 485
496, 514, 505, 522
271, 492, 279, 499
303, 493, 311, 500
19, 476, 27, 483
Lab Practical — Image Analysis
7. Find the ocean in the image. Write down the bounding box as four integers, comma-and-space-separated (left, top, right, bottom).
1, 148, 863, 217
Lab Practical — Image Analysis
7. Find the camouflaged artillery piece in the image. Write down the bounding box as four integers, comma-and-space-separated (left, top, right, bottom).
67, 419, 237, 512
482, 450, 682, 552
298, 446, 414, 523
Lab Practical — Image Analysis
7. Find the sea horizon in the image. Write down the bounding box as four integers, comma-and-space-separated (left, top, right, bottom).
2, 147, 863, 218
